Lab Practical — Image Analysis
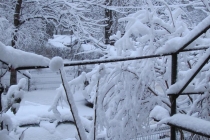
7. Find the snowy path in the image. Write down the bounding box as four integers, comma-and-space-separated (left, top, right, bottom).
6, 90, 93, 140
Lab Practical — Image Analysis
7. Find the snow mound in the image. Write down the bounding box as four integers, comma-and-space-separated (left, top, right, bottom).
163, 114, 210, 136
0, 41, 50, 68
49, 57, 64, 72
150, 105, 170, 121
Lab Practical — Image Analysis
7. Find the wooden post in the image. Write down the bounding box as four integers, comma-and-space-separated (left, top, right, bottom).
170, 53, 178, 140
10, 68, 17, 85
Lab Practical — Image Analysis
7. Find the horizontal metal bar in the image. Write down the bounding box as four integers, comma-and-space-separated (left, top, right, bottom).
16, 53, 171, 70
180, 47, 208, 52
15, 47, 209, 70
168, 92, 204, 95
0, 59, 31, 79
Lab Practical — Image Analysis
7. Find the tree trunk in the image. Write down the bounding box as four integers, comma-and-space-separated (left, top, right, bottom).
104, 0, 112, 44
10, 0, 22, 85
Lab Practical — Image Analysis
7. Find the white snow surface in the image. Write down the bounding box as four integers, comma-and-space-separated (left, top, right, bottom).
49, 57, 64, 72
3, 90, 92, 140
0, 130, 14, 140
162, 114, 210, 136
48, 35, 77, 48
0, 42, 50, 68
81, 44, 96, 51
151, 107, 210, 136
149, 105, 170, 121
156, 15, 210, 54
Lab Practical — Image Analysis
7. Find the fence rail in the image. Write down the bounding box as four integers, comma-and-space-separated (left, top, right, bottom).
1, 68, 74, 90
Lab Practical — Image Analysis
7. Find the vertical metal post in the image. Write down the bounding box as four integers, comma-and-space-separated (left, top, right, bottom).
170, 53, 178, 140
28, 78, 30, 91
0, 84, 4, 112
0, 85, 2, 130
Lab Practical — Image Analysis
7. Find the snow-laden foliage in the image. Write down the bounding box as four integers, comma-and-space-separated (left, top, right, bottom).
0, 129, 14, 140
3, 78, 26, 114
0, 78, 27, 140
0, 17, 12, 46
97, 3, 210, 139
49, 1, 210, 139
0, 0, 105, 51
107, 2, 210, 139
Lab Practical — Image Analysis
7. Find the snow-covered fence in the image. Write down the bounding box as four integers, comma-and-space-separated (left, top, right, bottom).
1, 68, 75, 90
135, 127, 170, 140
28, 68, 74, 90
1, 71, 29, 90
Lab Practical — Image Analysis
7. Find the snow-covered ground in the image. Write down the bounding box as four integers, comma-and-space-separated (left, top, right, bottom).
6, 89, 93, 140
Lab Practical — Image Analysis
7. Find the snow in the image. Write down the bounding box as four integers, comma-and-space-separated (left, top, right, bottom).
156, 15, 210, 54
0, 130, 14, 140
17, 78, 27, 89
48, 35, 77, 48
5, 78, 26, 114
3, 89, 92, 140
149, 105, 170, 121
0, 42, 50, 68
0, 114, 13, 132
81, 44, 96, 51
167, 47, 210, 94
151, 107, 210, 136
49, 55, 88, 140
162, 114, 210, 136
1, 3, 210, 140
49, 57, 64, 72
58, 68, 88, 140
115, 19, 150, 55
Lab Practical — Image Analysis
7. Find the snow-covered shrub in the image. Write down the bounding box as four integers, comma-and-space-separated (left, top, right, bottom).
0, 78, 26, 140
95, 4, 190, 139
96, 3, 210, 139
50, 2, 210, 139
3, 78, 26, 114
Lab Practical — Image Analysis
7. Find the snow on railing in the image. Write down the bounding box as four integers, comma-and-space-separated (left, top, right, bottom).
150, 105, 210, 138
